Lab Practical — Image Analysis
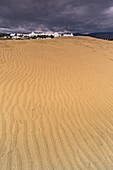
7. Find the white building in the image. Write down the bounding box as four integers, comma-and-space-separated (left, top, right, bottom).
28, 32, 37, 37
10, 33, 16, 37
52, 32, 61, 37
12, 35, 21, 40
63, 33, 73, 36
9, 31, 62, 39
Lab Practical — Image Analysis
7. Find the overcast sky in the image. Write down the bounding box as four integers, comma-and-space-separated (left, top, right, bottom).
0, 0, 113, 33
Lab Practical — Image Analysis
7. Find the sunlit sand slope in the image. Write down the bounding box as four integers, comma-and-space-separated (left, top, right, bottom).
0, 37, 113, 170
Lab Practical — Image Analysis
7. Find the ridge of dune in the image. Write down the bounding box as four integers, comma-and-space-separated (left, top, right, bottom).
0, 37, 113, 169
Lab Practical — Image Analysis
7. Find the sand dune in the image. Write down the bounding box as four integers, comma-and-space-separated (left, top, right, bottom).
0, 37, 113, 170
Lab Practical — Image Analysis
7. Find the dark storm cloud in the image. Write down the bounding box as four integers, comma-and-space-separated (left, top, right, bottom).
0, 0, 113, 32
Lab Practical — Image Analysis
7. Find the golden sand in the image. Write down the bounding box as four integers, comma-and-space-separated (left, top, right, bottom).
0, 37, 113, 169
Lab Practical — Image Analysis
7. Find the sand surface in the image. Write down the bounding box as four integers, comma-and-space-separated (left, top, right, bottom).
0, 37, 113, 170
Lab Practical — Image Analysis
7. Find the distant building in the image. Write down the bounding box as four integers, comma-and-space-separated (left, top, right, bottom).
28, 32, 37, 37
12, 35, 21, 40
8, 31, 62, 40
63, 33, 73, 36
10, 33, 16, 37
53, 32, 61, 37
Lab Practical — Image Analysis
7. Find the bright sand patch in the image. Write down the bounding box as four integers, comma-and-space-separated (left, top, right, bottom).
0, 37, 113, 169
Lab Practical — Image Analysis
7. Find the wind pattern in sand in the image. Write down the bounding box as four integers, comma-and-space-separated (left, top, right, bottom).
0, 37, 113, 170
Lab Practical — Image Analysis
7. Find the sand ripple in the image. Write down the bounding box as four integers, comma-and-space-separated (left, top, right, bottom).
0, 37, 113, 169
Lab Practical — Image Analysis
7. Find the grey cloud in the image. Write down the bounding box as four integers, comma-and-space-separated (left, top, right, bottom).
0, 0, 113, 33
